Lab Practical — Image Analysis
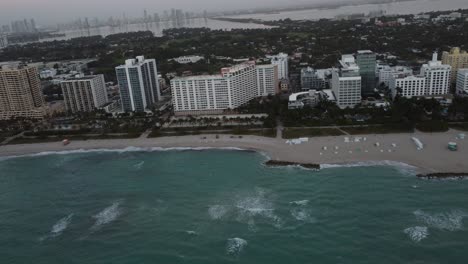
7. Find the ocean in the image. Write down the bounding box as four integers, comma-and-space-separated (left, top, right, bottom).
1, 149, 467, 263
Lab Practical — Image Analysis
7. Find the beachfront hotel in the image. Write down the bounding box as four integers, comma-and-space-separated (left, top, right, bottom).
442, 47, 468, 82
389, 73, 426, 99
331, 55, 362, 109
420, 52, 451, 96
267, 52, 289, 80
115, 56, 161, 112
60, 75, 109, 113
170, 61, 278, 116
0, 65, 45, 120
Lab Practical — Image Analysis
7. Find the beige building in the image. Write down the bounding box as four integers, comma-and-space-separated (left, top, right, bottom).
0, 65, 45, 120
442, 47, 468, 82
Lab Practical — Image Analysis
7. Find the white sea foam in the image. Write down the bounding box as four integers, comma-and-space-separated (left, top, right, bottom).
226, 238, 248, 255
413, 209, 468, 231
235, 189, 283, 228
134, 161, 145, 170
91, 201, 122, 230
0, 146, 252, 161
290, 200, 309, 206
208, 205, 229, 220
291, 208, 317, 223
185, 230, 198, 236
321, 160, 418, 175
40, 214, 73, 241
404, 226, 428, 242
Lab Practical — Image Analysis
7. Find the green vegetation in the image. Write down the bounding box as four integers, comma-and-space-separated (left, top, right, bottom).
283, 128, 344, 139
148, 128, 276, 138
7, 133, 141, 145
416, 120, 449, 133
449, 123, 468, 131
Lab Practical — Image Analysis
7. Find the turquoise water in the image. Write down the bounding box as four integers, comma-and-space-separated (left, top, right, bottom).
1, 149, 468, 263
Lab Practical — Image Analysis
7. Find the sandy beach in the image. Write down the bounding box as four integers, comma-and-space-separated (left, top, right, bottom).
0, 130, 466, 174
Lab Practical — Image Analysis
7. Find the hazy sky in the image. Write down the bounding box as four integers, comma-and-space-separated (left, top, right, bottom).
0, 0, 330, 26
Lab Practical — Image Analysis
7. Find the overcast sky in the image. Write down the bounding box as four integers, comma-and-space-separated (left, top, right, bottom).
0, 0, 337, 26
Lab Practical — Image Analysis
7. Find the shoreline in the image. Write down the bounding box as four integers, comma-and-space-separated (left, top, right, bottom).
0, 131, 466, 174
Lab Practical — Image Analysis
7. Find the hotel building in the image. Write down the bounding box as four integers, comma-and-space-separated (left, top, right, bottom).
267, 53, 289, 80
456, 69, 468, 95
389, 73, 426, 99
171, 62, 278, 116
331, 55, 362, 109
60, 75, 108, 113
0, 65, 45, 120
115, 56, 161, 112
355, 50, 377, 95
442, 47, 468, 82
420, 53, 451, 96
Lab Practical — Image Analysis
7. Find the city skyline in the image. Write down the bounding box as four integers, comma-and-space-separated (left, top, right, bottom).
0, 0, 385, 25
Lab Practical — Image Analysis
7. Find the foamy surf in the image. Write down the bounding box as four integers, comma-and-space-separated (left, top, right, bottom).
321, 160, 418, 175
290, 200, 309, 206
413, 209, 468, 231
208, 205, 229, 220
404, 226, 428, 242
39, 214, 73, 241
0, 146, 253, 161
91, 201, 122, 231
133, 161, 145, 170
226, 238, 248, 255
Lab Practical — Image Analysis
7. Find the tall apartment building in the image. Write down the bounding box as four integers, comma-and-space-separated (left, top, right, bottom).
442, 47, 468, 82
389, 73, 426, 99
256, 64, 279, 96
115, 56, 161, 112
355, 50, 377, 95
301, 67, 327, 90
60, 75, 108, 113
331, 55, 362, 109
0, 65, 44, 120
268, 53, 289, 80
420, 53, 451, 96
456, 69, 468, 95
171, 62, 277, 116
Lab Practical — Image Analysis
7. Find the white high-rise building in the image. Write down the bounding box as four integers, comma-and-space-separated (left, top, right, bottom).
115, 56, 161, 112
389, 73, 426, 99
331, 55, 362, 109
420, 52, 452, 96
60, 75, 108, 113
456, 69, 468, 95
171, 62, 277, 116
267, 53, 289, 80
256, 64, 279, 96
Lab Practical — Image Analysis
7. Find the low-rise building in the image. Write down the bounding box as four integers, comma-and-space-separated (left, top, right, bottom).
389, 73, 426, 99
172, 55, 204, 64
378, 66, 413, 86
300, 67, 328, 90
288, 90, 329, 109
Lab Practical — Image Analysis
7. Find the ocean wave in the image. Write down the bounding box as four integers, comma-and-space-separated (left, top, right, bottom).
413, 209, 468, 231
91, 201, 122, 231
226, 238, 248, 255
208, 205, 229, 220
404, 226, 428, 242
289, 200, 309, 206
321, 160, 418, 174
133, 161, 145, 170
185, 230, 198, 236
291, 208, 317, 223
235, 189, 283, 229
39, 214, 73, 241
0, 146, 253, 161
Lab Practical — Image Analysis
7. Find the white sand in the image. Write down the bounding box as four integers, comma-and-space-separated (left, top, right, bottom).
0, 130, 466, 174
